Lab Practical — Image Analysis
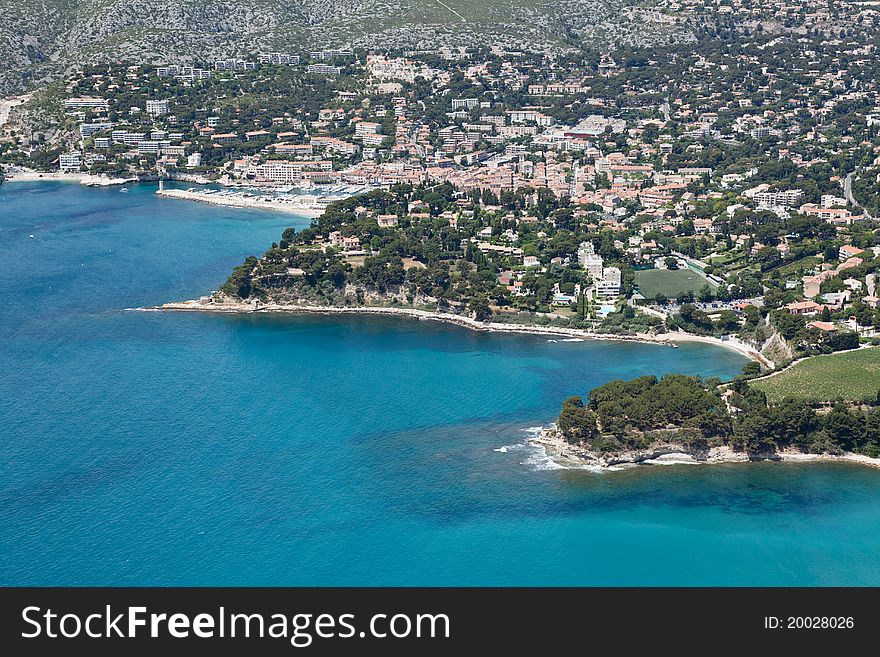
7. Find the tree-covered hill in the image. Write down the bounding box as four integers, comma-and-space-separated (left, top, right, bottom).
557, 374, 880, 458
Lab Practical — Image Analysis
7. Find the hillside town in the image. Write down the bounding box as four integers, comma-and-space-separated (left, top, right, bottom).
4, 0, 880, 368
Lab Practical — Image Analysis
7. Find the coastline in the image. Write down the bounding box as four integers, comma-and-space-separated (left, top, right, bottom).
148, 295, 769, 363
651, 330, 772, 368
155, 188, 324, 217
529, 427, 880, 471
2, 171, 91, 183
1, 171, 212, 187
9, 178, 766, 365
2, 173, 327, 216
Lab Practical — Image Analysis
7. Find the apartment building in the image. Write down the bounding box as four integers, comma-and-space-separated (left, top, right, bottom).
259, 53, 300, 65
64, 97, 108, 111
59, 152, 82, 172
145, 99, 171, 117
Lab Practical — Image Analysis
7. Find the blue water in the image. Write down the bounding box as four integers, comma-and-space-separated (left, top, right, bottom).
2, 182, 880, 586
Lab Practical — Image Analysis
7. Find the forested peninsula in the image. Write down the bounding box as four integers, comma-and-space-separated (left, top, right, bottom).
540, 373, 880, 469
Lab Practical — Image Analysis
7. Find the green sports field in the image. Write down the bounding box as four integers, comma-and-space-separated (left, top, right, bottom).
751, 347, 880, 403
633, 268, 716, 299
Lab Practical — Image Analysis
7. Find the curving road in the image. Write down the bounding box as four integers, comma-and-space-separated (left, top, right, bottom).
435, 0, 466, 22
844, 172, 855, 205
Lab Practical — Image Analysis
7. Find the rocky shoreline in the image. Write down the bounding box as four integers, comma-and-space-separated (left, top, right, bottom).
147, 294, 770, 363
529, 427, 880, 471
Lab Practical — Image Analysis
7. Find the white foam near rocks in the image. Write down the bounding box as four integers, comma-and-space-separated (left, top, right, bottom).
494, 427, 619, 472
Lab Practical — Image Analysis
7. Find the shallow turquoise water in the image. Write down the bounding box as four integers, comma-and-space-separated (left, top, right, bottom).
2, 181, 879, 586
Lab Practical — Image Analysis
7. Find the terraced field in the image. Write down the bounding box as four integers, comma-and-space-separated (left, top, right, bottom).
752, 347, 880, 403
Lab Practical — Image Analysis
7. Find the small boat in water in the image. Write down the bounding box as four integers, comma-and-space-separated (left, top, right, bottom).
120, 187, 129, 193
29, 234, 35, 239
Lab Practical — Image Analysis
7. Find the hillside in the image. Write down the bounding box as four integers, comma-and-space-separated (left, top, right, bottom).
0, 0, 694, 93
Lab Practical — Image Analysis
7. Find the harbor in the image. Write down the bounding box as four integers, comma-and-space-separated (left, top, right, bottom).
154, 182, 375, 216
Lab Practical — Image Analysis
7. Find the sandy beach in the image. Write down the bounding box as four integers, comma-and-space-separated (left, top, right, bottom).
652, 331, 774, 368
156, 188, 324, 217
2, 171, 89, 183
149, 295, 770, 364
529, 427, 880, 471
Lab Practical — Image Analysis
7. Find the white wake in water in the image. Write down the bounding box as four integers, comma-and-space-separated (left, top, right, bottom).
494, 427, 614, 472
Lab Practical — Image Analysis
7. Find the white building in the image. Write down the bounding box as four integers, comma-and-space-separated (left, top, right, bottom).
174, 67, 212, 82
80, 122, 114, 139
137, 141, 166, 155
360, 133, 385, 147
821, 194, 847, 208
507, 110, 553, 126
259, 53, 300, 65
577, 242, 604, 279
146, 99, 171, 117
595, 267, 622, 298
64, 97, 108, 111
310, 50, 353, 61
59, 152, 82, 172
307, 64, 341, 75
250, 161, 306, 183
214, 59, 256, 71
355, 121, 382, 137
753, 189, 804, 209
452, 98, 479, 110
187, 153, 202, 168
122, 132, 146, 145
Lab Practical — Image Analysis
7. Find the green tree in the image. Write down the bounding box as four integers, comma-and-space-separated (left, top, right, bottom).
714, 309, 741, 333
698, 284, 715, 302
221, 256, 258, 298
557, 396, 598, 443
469, 297, 492, 321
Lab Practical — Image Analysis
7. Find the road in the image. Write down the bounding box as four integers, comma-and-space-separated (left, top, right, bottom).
844, 172, 855, 205
844, 171, 874, 219
671, 250, 710, 271
435, 0, 466, 22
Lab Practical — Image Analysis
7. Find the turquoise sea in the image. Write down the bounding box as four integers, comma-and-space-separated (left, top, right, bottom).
2, 181, 880, 586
